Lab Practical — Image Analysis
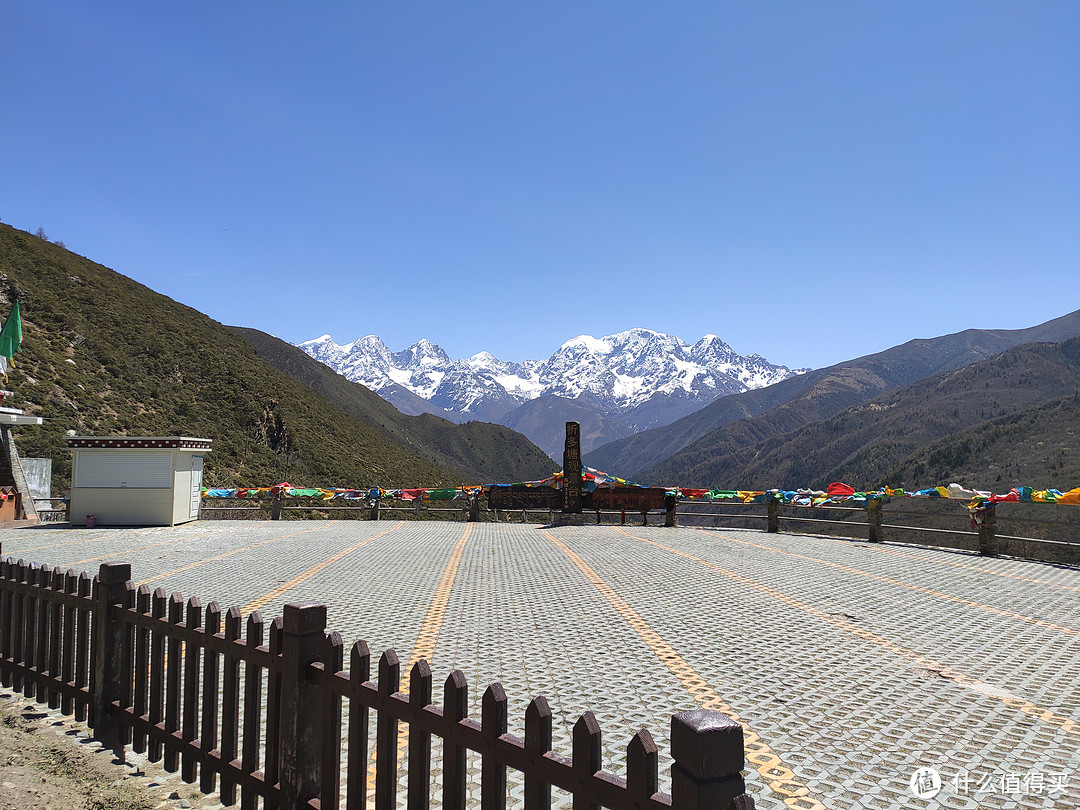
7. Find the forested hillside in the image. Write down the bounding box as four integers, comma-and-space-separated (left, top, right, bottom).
588, 310, 1080, 481
231, 327, 557, 483
0, 224, 544, 490
647, 338, 1080, 491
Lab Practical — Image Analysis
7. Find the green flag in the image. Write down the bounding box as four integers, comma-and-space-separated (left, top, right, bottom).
0, 302, 23, 360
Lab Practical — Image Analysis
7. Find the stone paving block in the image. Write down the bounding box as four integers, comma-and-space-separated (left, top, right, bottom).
1, 520, 1077, 809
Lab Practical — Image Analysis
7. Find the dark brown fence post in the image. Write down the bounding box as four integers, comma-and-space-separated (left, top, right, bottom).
181, 597, 203, 784
219, 606, 243, 806
670, 709, 746, 810
91, 561, 132, 756
407, 660, 433, 810
272, 491, 284, 520
0, 554, 12, 690
766, 497, 780, 533
573, 711, 601, 810
11, 560, 26, 693
23, 562, 39, 699
60, 570, 79, 716
346, 640, 371, 810
241, 612, 266, 810
442, 670, 468, 810
74, 572, 92, 722
626, 728, 659, 806
665, 494, 678, 528
481, 683, 508, 810
321, 633, 344, 810
524, 696, 553, 810
48, 567, 64, 709
867, 498, 882, 543
375, 650, 401, 810
976, 504, 997, 556
200, 602, 222, 795
370, 496, 381, 521
279, 600, 328, 810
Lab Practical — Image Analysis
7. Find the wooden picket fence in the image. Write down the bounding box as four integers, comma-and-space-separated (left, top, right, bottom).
0, 545, 754, 810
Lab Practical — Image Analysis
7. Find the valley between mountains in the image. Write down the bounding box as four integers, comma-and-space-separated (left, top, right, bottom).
299, 330, 806, 457
2, 223, 1078, 495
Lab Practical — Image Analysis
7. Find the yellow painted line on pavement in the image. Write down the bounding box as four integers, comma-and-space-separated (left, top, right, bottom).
366, 524, 474, 796
543, 530, 825, 810
624, 529, 1079, 737
692, 529, 1080, 637
808, 534, 1080, 593
406, 523, 472, 670
135, 522, 335, 588
243, 522, 405, 616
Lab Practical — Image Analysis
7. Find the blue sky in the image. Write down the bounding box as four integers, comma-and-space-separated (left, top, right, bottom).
2, 2, 1077, 369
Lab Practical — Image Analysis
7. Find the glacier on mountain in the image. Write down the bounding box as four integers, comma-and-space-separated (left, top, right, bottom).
298, 328, 805, 429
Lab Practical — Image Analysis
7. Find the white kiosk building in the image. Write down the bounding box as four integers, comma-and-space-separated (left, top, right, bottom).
67, 436, 211, 526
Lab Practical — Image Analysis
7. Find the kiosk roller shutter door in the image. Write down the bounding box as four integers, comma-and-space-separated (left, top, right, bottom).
76, 451, 172, 488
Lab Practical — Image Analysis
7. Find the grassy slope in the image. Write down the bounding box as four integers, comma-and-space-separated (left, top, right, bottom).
884, 390, 1080, 491
647, 338, 1080, 491
0, 223, 461, 490
587, 310, 1080, 480
230, 327, 558, 483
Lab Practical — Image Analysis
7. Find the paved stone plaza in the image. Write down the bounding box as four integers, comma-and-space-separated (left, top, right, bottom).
1, 519, 1077, 810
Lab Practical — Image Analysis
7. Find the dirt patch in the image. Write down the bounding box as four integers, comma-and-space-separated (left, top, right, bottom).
0, 688, 224, 810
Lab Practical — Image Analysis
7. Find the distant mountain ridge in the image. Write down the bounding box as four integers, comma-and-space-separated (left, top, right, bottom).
299, 328, 806, 457
232, 327, 557, 484
586, 309, 1080, 483
0, 223, 553, 491
647, 336, 1080, 490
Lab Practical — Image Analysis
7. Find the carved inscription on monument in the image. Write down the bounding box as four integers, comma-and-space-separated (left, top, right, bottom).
488, 486, 561, 511
562, 421, 582, 514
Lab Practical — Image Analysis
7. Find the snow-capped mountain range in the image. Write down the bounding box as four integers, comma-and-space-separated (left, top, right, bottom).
298, 329, 807, 458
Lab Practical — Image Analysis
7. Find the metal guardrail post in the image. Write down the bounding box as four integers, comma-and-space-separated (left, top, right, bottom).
670, 709, 748, 810
279, 600, 328, 810
91, 561, 131, 755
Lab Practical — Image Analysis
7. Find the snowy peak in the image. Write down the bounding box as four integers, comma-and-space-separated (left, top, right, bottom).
297, 329, 805, 428
689, 334, 737, 364
393, 338, 451, 371
560, 334, 616, 354
540, 328, 768, 410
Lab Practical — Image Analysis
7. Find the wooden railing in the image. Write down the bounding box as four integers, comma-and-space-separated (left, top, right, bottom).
675, 497, 1080, 565
0, 546, 754, 810
200, 491, 1079, 564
